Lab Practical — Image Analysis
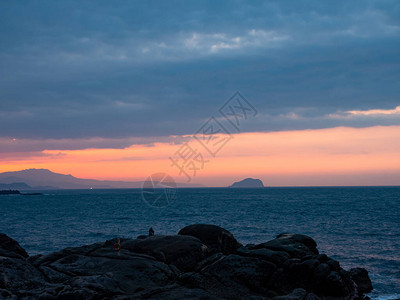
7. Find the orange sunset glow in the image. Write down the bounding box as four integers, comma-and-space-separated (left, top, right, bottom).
2, 125, 400, 187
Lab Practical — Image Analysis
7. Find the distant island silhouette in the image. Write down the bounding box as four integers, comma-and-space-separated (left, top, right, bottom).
229, 178, 264, 188
0, 169, 204, 190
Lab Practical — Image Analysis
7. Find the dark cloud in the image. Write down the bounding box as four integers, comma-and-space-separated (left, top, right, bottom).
0, 135, 190, 154
0, 0, 399, 144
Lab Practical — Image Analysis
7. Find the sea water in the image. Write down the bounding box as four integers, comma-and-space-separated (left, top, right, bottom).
1, 187, 399, 299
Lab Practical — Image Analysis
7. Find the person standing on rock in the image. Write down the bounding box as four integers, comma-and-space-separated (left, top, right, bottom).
149, 227, 154, 236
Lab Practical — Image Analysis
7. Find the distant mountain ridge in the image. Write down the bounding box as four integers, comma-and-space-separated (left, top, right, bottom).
0, 169, 204, 189
229, 178, 264, 188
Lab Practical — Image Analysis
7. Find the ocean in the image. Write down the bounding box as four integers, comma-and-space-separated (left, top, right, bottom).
1, 187, 399, 299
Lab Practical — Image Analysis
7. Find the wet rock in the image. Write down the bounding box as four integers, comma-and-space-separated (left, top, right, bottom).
349, 267, 373, 294
275, 234, 318, 253
327, 259, 340, 271
38, 265, 71, 283
320, 271, 349, 296
193, 252, 224, 272
0, 233, 28, 258
311, 263, 330, 285
0, 227, 372, 299
253, 233, 319, 258
290, 259, 320, 284
236, 246, 290, 266
304, 292, 321, 300
121, 235, 210, 271
0, 289, 17, 299
197, 254, 277, 298
273, 288, 307, 300
133, 284, 222, 300
316, 254, 328, 263
178, 224, 242, 254
0, 255, 47, 295
283, 258, 302, 270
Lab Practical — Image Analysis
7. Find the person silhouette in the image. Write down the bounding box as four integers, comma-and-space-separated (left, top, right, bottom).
149, 227, 154, 236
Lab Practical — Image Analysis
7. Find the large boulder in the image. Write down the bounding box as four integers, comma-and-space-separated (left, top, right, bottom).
318, 270, 357, 297
349, 267, 373, 294
178, 224, 242, 254
121, 235, 210, 271
0, 233, 28, 258
252, 233, 318, 258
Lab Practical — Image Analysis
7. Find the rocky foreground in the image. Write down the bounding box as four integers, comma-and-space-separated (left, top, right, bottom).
0, 224, 372, 299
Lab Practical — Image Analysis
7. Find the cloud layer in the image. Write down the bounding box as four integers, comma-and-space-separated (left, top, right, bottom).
1, 0, 399, 149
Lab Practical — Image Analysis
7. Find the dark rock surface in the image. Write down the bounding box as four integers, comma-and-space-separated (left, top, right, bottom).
349, 267, 373, 294
178, 224, 242, 254
0, 224, 372, 299
0, 233, 29, 258
121, 235, 209, 271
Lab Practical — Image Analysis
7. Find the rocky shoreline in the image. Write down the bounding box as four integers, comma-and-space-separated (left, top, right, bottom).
0, 224, 372, 299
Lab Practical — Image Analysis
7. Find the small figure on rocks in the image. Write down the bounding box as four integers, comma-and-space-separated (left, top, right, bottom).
149, 227, 154, 236
114, 228, 121, 255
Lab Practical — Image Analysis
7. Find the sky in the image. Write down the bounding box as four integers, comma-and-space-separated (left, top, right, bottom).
1, 0, 399, 186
